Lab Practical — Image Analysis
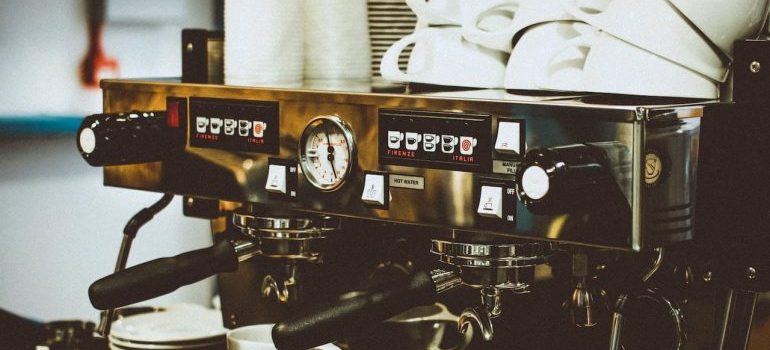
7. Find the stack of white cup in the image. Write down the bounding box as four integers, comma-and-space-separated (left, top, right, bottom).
224, 0, 372, 88
381, 0, 770, 98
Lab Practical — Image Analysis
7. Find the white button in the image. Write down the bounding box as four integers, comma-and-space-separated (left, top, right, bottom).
459, 136, 477, 155
361, 174, 385, 206
210, 118, 222, 134
79, 128, 96, 154
265, 164, 287, 194
196, 117, 209, 133
495, 121, 521, 155
477, 186, 503, 219
521, 166, 549, 200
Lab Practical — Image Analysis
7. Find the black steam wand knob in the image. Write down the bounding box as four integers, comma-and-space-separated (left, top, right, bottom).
77, 111, 169, 166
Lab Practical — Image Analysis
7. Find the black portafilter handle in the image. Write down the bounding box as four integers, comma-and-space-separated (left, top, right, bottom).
77, 111, 169, 166
272, 270, 446, 350
89, 239, 239, 310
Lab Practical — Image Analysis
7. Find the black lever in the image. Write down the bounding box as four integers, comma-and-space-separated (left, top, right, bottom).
89, 239, 239, 310
272, 270, 439, 350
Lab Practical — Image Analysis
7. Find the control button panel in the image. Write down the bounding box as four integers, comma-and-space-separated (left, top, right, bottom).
361, 171, 389, 209
266, 158, 298, 200
495, 120, 525, 156
379, 109, 491, 173
189, 97, 279, 154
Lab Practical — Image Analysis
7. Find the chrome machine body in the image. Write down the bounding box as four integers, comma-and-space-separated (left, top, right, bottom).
84, 71, 770, 349
101, 80, 702, 250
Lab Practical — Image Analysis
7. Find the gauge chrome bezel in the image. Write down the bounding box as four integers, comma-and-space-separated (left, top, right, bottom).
298, 115, 357, 192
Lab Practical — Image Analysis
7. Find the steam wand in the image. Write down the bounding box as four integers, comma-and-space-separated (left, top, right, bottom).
96, 193, 174, 337
458, 286, 502, 341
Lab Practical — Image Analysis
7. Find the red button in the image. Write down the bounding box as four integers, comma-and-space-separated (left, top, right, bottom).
166, 101, 180, 128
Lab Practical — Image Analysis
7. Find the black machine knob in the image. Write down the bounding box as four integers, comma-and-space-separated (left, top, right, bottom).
516, 144, 621, 214
77, 111, 169, 166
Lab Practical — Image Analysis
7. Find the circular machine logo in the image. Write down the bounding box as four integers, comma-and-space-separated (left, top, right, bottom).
461, 139, 472, 152
644, 152, 663, 185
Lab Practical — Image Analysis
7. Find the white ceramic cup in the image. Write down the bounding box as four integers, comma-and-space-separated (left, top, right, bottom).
380, 27, 507, 88
559, 0, 727, 82
669, 0, 769, 58
537, 30, 719, 98
505, 21, 593, 91
407, 0, 511, 30
461, 0, 578, 52
227, 324, 339, 350
406, 0, 463, 25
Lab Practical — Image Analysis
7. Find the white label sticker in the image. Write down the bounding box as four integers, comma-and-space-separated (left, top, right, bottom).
389, 174, 425, 190
492, 160, 520, 175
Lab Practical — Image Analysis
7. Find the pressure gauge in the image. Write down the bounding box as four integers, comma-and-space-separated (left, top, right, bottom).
299, 116, 356, 191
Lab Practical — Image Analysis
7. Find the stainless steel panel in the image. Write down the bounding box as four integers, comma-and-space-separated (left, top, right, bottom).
101, 79, 711, 251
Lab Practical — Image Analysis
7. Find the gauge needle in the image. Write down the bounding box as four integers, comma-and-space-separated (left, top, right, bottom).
325, 129, 338, 179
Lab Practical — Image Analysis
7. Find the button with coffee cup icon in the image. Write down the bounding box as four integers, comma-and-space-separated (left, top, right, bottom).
196, 117, 209, 133
238, 120, 252, 137
459, 136, 477, 155
224, 119, 236, 135
253, 121, 267, 138
423, 133, 439, 152
388, 131, 405, 149
210, 118, 223, 135
441, 135, 458, 153
405, 132, 422, 151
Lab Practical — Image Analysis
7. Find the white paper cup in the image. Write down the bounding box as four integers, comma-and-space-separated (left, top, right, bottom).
304, 0, 371, 80
224, 0, 303, 87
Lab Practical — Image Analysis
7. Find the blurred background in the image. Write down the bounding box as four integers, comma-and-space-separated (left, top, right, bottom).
0, 0, 220, 322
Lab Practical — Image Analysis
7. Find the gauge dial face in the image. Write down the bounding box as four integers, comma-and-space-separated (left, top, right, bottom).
299, 116, 356, 191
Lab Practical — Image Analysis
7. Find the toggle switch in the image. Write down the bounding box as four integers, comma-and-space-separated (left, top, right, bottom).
265, 164, 287, 194
477, 185, 503, 219
495, 121, 522, 155
361, 173, 386, 206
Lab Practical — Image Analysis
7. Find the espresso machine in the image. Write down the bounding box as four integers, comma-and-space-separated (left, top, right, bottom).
77, 38, 770, 350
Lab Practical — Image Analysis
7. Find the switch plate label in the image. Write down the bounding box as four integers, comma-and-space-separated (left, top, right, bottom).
389, 174, 425, 190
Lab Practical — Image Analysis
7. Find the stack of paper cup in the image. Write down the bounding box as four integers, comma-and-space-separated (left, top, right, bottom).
304, 0, 371, 80
224, 0, 304, 87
